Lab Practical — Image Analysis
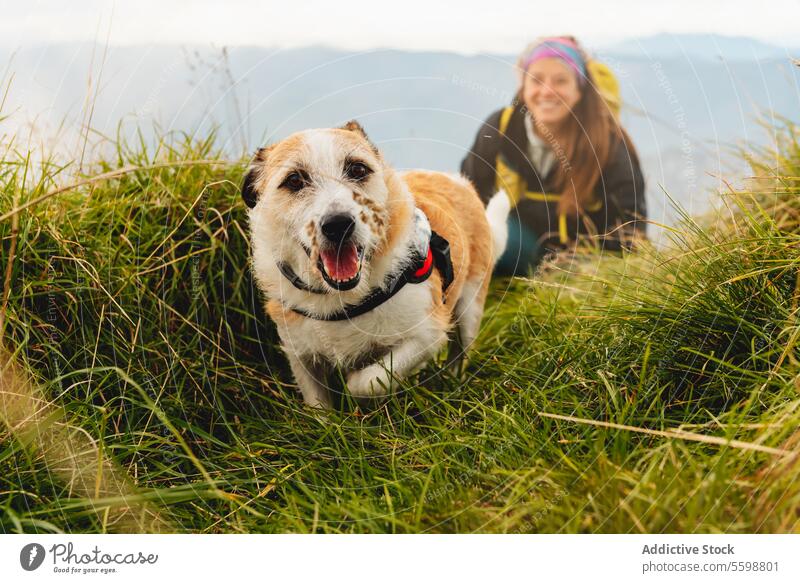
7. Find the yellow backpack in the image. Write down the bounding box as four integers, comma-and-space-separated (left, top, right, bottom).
587, 60, 621, 118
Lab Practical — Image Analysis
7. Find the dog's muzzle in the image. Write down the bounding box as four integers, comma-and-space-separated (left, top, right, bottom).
317, 213, 363, 291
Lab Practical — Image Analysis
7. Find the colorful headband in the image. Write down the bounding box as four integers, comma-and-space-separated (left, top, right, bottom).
519, 37, 587, 85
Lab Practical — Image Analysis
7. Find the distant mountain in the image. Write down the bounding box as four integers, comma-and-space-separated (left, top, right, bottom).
602, 33, 797, 61
1, 35, 798, 239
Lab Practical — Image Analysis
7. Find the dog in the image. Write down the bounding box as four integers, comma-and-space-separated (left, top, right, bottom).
242, 121, 510, 408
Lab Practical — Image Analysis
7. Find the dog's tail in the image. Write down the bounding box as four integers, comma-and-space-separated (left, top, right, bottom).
485, 190, 511, 264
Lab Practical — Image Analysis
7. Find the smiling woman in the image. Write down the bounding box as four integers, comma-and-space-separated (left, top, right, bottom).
461, 36, 647, 275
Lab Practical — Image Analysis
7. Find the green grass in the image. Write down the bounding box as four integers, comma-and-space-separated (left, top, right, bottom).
1, 123, 799, 533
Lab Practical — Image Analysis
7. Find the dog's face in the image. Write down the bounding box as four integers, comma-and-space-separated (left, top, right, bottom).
243, 121, 394, 292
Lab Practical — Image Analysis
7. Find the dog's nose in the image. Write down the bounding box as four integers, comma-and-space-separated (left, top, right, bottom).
320, 213, 356, 243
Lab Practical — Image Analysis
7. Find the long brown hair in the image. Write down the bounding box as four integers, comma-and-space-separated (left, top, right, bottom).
517, 39, 637, 218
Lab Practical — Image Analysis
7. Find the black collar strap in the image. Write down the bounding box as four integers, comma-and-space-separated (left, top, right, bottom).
277, 261, 328, 295
283, 230, 454, 322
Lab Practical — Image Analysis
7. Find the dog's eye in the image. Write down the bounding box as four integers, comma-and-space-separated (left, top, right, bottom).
280, 171, 307, 192
345, 161, 371, 182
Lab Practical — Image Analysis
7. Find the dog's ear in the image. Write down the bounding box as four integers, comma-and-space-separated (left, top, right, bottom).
241, 166, 260, 209
241, 147, 272, 209
340, 120, 380, 157
340, 120, 368, 138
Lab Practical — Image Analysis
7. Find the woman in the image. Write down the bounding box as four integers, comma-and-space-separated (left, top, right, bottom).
461, 36, 646, 275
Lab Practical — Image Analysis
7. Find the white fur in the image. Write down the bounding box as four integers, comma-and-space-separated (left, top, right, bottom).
486, 189, 511, 264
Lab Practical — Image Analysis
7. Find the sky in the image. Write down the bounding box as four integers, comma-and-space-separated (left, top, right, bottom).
3, 0, 799, 53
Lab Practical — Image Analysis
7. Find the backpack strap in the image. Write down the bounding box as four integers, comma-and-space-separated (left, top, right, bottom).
494, 106, 525, 206
498, 105, 514, 135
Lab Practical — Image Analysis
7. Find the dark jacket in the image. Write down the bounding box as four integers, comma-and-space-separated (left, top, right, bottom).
461, 102, 646, 253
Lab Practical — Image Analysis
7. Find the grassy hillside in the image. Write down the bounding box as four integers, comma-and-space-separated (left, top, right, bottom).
1, 124, 799, 533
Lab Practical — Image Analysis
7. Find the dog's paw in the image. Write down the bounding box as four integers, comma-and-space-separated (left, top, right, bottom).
347, 365, 392, 404
304, 393, 333, 410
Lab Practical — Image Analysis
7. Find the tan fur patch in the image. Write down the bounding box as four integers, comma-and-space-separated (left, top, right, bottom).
267, 298, 301, 325
352, 190, 384, 215
372, 170, 412, 258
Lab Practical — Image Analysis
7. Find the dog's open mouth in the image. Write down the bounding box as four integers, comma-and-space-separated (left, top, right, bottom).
318, 242, 364, 291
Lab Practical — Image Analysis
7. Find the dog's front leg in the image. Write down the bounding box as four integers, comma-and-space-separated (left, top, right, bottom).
286, 352, 332, 409
347, 328, 447, 401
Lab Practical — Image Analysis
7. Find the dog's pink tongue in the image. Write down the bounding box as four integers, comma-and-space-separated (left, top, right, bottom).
320, 242, 359, 281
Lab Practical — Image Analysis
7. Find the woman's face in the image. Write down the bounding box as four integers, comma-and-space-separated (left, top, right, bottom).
522, 57, 582, 128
